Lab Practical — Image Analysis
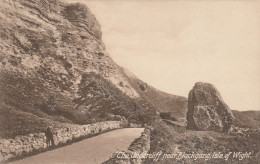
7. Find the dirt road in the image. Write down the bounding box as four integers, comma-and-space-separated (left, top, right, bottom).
11, 128, 144, 164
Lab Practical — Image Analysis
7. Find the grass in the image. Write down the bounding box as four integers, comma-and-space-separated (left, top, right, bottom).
0, 102, 70, 139
145, 120, 260, 164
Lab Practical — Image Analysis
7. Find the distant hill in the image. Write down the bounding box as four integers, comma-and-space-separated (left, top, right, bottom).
242, 110, 260, 122
123, 68, 188, 120
232, 110, 260, 128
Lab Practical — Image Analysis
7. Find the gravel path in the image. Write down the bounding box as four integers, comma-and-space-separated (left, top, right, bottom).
11, 128, 144, 164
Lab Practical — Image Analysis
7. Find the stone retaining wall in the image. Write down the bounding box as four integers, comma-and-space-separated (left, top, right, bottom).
103, 126, 152, 164
0, 121, 126, 163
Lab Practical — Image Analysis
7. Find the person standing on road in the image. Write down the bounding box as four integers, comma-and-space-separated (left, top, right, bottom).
45, 126, 55, 147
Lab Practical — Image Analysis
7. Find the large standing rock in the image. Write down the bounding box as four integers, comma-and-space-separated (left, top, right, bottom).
186, 82, 234, 132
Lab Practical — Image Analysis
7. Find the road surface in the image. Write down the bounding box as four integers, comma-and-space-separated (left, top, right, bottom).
11, 128, 144, 164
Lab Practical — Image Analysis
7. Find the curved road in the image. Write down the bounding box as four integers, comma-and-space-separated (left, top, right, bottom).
11, 128, 144, 164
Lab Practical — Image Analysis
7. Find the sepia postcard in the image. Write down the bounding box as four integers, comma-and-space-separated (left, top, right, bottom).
0, 0, 259, 163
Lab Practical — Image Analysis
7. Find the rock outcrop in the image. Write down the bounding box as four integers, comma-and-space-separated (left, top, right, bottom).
186, 82, 234, 132
0, 0, 187, 139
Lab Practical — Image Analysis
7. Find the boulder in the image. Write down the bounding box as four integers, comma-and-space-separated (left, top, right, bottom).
186, 82, 234, 132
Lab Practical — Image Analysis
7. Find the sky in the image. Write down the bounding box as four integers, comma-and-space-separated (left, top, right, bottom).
68, 0, 260, 111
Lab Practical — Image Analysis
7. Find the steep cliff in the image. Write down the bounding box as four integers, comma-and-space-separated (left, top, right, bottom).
0, 0, 187, 139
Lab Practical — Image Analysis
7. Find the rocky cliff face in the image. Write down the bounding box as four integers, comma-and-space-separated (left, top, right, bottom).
186, 82, 234, 132
0, 0, 187, 139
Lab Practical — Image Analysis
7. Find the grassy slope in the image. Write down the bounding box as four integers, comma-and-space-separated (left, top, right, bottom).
242, 111, 260, 122
232, 110, 260, 129
0, 102, 72, 139
145, 120, 260, 164
122, 67, 188, 119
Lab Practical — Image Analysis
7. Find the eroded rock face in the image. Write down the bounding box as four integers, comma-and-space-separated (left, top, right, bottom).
0, 0, 139, 130
186, 82, 234, 132
0, 0, 187, 139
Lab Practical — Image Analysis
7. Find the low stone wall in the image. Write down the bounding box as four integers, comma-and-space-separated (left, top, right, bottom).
129, 123, 143, 128
103, 127, 152, 164
0, 121, 126, 163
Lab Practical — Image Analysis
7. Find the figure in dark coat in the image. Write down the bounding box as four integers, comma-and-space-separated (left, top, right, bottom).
45, 126, 55, 147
